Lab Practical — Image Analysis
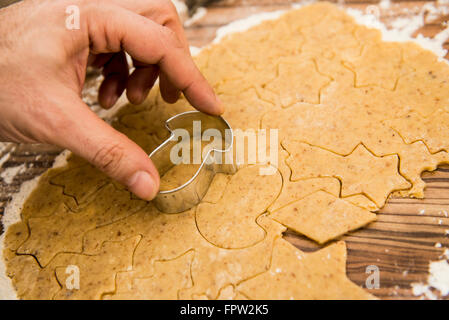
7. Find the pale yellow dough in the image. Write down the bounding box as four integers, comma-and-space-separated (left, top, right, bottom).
237, 239, 376, 300
4, 2, 449, 300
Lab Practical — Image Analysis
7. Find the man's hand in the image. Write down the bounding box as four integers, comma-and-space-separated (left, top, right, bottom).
0, 0, 222, 200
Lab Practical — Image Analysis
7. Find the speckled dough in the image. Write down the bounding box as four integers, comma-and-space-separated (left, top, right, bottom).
4, 2, 449, 300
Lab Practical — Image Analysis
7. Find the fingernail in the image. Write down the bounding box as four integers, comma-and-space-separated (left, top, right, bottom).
107, 94, 119, 109
138, 88, 150, 104
133, 88, 150, 105
128, 171, 158, 200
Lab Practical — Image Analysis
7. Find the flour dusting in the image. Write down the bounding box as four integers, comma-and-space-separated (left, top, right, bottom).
0, 153, 9, 168
346, 3, 449, 60
0, 143, 13, 168
412, 260, 449, 299
0, 164, 26, 184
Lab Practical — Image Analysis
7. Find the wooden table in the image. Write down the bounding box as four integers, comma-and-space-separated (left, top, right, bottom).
1, 0, 449, 300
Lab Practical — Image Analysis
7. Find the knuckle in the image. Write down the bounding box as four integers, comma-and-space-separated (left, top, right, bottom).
160, 26, 183, 50
76, 0, 90, 8
91, 143, 125, 176
159, 0, 177, 15
81, 0, 102, 15
85, 2, 121, 50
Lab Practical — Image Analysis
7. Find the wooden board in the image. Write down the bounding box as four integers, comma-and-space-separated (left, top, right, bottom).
1, 0, 449, 300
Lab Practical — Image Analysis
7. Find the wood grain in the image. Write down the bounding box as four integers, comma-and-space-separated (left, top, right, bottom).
1, 0, 449, 300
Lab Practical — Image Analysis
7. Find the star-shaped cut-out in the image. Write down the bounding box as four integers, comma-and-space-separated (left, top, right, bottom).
387, 108, 449, 154
237, 239, 376, 299
282, 141, 410, 207
264, 58, 331, 107
17, 184, 146, 266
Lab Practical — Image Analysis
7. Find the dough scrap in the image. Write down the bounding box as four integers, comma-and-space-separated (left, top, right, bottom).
270, 190, 376, 244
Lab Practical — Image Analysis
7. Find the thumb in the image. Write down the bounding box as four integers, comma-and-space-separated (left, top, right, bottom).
50, 98, 160, 201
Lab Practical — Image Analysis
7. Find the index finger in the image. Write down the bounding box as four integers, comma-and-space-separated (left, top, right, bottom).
108, 0, 190, 49
87, 5, 223, 115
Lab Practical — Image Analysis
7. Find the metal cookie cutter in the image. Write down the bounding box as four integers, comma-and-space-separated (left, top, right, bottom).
149, 111, 236, 213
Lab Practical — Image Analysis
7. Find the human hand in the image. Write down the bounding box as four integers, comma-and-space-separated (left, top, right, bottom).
0, 0, 222, 200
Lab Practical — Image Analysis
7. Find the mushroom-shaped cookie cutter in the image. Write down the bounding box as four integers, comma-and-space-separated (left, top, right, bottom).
149, 111, 237, 213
